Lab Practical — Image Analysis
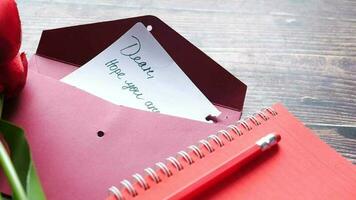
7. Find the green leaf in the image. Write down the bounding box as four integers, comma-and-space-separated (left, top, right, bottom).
0, 120, 29, 199
26, 161, 45, 200
0, 94, 46, 200
0, 120, 30, 189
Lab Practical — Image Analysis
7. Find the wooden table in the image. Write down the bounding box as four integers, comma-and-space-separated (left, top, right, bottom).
16, 0, 356, 163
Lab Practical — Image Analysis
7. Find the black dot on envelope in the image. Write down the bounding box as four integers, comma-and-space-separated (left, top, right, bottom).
97, 131, 105, 137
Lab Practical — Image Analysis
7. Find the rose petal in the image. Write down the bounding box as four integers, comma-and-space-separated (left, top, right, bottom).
0, 0, 21, 63
0, 52, 28, 98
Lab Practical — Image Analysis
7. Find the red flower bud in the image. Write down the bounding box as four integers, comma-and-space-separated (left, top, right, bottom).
0, 0, 21, 63
0, 52, 28, 98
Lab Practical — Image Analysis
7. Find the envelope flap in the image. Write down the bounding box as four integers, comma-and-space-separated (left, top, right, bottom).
36, 15, 246, 111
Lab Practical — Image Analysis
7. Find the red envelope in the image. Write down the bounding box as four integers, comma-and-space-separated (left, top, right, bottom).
1, 16, 246, 199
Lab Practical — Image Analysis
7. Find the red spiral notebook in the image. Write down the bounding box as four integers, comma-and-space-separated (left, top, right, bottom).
107, 103, 356, 200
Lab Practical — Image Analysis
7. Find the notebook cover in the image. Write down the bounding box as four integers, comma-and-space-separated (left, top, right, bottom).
116, 103, 356, 200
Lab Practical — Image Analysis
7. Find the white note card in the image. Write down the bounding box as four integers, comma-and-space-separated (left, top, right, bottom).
61, 22, 220, 122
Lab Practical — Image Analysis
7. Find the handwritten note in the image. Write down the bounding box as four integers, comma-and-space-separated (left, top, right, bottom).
61, 22, 220, 122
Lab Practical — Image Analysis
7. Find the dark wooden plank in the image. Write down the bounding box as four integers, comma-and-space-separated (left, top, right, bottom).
15, 0, 356, 163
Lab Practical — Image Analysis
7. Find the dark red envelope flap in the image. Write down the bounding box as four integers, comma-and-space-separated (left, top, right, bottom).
36, 15, 246, 111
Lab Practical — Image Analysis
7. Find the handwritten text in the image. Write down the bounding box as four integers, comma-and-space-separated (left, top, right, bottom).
120, 35, 155, 79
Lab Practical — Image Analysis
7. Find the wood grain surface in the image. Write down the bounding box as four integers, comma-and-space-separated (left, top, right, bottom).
16, 0, 356, 163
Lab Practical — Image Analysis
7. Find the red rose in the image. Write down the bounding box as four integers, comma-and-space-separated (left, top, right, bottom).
0, 0, 27, 98
0, 52, 28, 98
0, 0, 21, 62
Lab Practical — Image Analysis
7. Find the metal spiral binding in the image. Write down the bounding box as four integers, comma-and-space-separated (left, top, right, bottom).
108, 107, 278, 200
